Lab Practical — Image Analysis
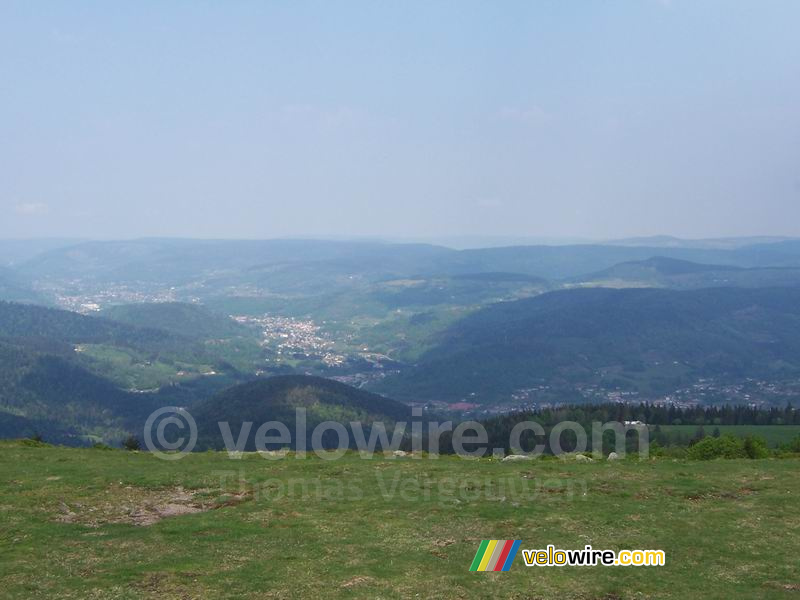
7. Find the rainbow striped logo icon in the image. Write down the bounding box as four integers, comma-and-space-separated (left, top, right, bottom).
470, 540, 521, 572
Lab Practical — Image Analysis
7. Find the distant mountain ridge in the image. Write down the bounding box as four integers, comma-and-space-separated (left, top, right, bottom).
573, 256, 800, 289
15, 237, 800, 286
607, 235, 797, 250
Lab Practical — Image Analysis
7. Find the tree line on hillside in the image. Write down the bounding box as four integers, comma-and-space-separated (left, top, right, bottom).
479, 402, 800, 429
441, 402, 800, 456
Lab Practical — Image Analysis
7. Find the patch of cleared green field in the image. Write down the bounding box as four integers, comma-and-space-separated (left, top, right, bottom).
350, 306, 471, 362
77, 344, 216, 390
202, 337, 266, 373
1, 442, 799, 599
657, 425, 800, 446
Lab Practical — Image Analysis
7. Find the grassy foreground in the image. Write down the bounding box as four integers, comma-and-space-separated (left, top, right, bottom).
1, 442, 799, 599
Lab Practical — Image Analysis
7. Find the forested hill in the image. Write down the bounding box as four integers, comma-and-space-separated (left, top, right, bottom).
376, 287, 800, 403
0, 302, 237, 444
100, 302, 250, 340
192, 375, 412, 450
0, 301, 179, 348
0, 268, 43, 304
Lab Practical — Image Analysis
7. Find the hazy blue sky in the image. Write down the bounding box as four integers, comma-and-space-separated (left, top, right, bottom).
2, 1, 799, 241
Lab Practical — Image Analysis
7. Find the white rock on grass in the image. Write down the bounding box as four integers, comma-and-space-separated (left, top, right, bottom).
607, 452, 620, 461
502, 454, 533, 462
575, 454, 593, 462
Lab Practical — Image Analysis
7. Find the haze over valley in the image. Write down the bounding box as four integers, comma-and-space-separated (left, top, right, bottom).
3, 235, 800, 444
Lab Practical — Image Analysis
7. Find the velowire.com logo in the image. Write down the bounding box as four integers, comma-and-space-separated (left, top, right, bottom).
470, 540, 521, 572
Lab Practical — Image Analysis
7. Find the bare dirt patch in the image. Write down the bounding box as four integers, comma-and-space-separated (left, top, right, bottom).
341, 576, 373, 589
54, 484, 250, 527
